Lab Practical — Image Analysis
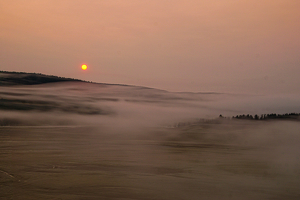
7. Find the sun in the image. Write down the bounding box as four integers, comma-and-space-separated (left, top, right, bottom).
81, 64, 87, 70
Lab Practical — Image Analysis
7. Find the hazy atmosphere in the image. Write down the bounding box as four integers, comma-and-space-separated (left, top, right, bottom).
1, 0, 300, 93
1, 75, 300, 199
1, 1, 300, 199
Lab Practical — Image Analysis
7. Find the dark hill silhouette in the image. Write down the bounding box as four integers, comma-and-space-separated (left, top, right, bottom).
0, 71, 162, 90
0, 71, 85, 85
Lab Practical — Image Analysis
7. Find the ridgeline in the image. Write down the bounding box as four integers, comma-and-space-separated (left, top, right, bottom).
0, 71, 85, 86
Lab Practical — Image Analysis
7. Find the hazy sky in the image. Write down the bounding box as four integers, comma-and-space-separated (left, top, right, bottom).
1, 0, 299, 94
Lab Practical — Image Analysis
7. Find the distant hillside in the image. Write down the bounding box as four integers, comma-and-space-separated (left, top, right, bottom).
0, 71, 85, 85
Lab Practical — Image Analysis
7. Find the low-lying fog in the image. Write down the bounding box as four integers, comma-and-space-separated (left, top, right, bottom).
1, 82, 300, 199
1, 82, 299, 126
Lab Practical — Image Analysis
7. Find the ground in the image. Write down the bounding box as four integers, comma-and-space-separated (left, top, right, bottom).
1, 120, 300, 200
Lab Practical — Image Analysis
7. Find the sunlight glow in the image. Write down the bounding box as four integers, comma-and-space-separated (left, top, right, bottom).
81, 64, 87, 70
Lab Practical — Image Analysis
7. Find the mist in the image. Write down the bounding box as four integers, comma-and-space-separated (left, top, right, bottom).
1, 0, 300, 198
1, 81, 300, 199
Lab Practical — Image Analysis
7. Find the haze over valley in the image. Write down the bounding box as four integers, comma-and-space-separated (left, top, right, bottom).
1, 71, 300, 199
1, 1, 300, 199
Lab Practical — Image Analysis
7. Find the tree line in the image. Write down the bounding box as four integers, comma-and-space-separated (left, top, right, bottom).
219, 113, 300, 120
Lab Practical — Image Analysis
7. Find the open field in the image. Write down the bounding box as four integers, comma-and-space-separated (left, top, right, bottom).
1, 80, 300, 199
1, 120, 300, 200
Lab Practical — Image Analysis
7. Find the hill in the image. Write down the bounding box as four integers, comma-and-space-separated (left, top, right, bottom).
0, 71, 85, 85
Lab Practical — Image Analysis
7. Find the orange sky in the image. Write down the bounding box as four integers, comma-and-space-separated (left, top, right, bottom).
1, 0, 299, 94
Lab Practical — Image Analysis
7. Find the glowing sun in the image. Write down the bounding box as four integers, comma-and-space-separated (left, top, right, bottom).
81, 64, 87, 70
